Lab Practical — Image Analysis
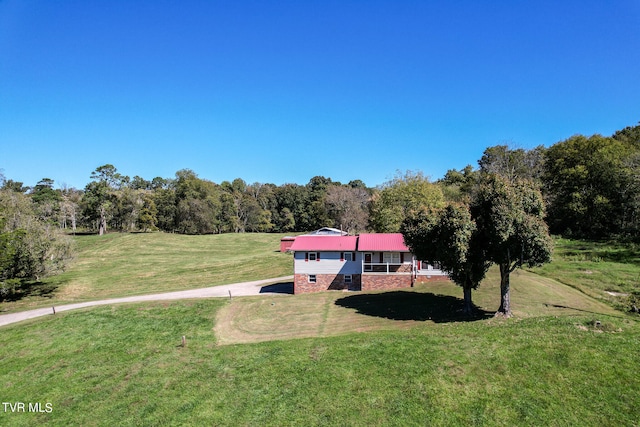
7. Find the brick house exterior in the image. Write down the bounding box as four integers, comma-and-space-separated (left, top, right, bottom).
289, 233, 447, 294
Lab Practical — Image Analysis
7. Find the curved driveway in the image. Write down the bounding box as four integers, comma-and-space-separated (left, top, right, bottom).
0, 276, 293, 328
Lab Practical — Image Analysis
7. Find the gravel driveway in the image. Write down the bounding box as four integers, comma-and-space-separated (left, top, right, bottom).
0, 276, 293, 328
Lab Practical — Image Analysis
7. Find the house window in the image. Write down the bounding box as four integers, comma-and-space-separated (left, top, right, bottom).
308, 252, 317, 261
309, 274, 317, 283
345, 252, 354, 262
383, 252, 401, 264
344, 275, 352, 284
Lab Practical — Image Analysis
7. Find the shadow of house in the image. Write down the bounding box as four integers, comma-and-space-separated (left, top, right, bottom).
259, 282, 294, 294
335, 291, 492, 323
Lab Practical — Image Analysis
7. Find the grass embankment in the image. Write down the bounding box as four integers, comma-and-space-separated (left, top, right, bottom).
1, 232, 292, 313
531, 237, 640, 306
1, 299, 638, 426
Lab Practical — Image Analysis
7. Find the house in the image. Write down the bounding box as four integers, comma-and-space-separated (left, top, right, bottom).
289, 232, 447, 294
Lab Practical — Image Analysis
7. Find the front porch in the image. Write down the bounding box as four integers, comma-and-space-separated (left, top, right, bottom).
362, 262, 413, 274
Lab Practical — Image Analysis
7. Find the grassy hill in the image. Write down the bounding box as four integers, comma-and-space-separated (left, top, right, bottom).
531, 237, 640, 308
1, 232, 293, 313
0, 233, 639, 425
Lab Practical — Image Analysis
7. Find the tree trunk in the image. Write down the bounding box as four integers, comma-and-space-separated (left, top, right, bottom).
99, 206, 107, 236
463, 286, 473, 315
71, 212, 76, 235
497, 263, 512, 317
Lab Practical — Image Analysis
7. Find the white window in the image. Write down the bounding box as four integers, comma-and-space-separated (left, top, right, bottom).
344, 275, 352, 283
308, 252, 317, 261
383, 252, 401, 264
309, 274, 317, 283
345, 252, 354, 261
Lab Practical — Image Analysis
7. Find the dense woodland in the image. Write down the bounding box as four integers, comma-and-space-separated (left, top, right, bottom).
3, 122, 640, 238
1, 122, 639, 298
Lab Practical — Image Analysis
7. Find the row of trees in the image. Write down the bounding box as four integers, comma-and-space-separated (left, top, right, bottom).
441, 123, 640, 239
403, 174, 553, 317
2, 122, 638, 308
3, 165, 446, 236
3, 122, 638, 240
400, 122, 640, 316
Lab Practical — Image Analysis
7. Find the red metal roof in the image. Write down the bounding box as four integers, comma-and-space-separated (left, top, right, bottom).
289, 235, 358, 251
357, 233, 410, 252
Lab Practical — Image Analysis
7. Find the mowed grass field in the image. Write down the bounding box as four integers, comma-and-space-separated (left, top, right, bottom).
1, 232, 293, 313
214, 267, 621, 345
1, 233, 639, 425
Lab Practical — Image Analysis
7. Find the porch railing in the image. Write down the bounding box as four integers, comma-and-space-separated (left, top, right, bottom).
362, 262, 412, 274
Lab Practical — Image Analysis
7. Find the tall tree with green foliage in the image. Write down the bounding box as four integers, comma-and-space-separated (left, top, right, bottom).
174, 169, 221, 234
438, 165, 478, 202
403, 204, 490, 314
305, 176, 334, 231
153, 186, 177, 232
369, 171, 444, 232
544, 134, 637, 238
30, 178, 61, 224
82, 164, 135, 234
274, 184, 306, 231
0, 188, 73, 299
471, 174, 553, 316
137, 193, 158, 232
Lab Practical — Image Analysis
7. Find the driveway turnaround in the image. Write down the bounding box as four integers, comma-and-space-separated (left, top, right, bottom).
0, 276, 294, 328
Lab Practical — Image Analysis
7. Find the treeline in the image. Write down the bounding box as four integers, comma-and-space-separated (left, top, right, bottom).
2, 122, 640, 240
442, 122, 640, 239
1, 165, 443, 236
2, 121, 640, 299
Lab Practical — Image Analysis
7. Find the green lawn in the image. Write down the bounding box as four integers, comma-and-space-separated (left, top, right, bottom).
1, 234, 639, 425
530, 237, 640, 307
1, 299, 637, 426
1, 232, 292, 313
215, 267, 620, 345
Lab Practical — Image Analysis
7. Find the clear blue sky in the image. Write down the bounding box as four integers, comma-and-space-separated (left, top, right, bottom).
1, 0, 639, 189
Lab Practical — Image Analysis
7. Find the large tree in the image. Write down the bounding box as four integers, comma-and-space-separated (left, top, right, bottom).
471, 174, 553, 317
30, 178, 61, 224
403, 204, 490, 314
543, 134, 637, 238
369, 171, 444, 232
82, 164, 130, 235
0, 188, 73, 299
174, 169, 221, 234
82, 180, 112, 235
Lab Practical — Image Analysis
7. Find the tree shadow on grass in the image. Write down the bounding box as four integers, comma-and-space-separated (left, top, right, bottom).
1, 280, 59, 303
335, 291, 493, 323
260, 282, 294, 294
